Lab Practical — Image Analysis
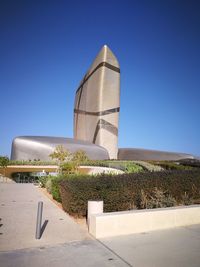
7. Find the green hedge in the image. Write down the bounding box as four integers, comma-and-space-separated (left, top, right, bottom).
80, 160, 147, 173
179, 159, 200, 168
59, 170, 200, 217
51, 176, 63, 202
41, 175, 64, 203
149, 161, 196, 170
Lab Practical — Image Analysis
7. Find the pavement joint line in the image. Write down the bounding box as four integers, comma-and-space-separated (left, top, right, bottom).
0, 239, 90, 253
182, 225, 200, 234
96, 238, 134, 267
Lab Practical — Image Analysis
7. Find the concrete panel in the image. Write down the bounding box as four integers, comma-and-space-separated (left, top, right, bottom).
89, 205, 200, 238
79, 166, 124, 175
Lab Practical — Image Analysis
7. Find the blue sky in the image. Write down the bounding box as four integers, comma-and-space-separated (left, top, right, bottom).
0, 0, 200, 157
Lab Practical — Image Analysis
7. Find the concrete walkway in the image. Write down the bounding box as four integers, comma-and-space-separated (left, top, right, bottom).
100, 224, 200, 267
0, 240, 130, 267
0, 183, 128, 267
0, 183, 90, 251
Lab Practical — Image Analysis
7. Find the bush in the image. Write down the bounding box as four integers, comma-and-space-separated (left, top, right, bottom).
181, 192, 193, 205
179, 159, 200, 168
59, 170, 200, 217
50, 175, 71, 202
39, 175, 49, 187
60, 161, 78, 174
45, 178, 52, 193
124, 162, 144, 173
79, 160, 147, 172
149, 161, 195, 171
72, 150, 89, 163
133, 161, 164, 172
38, 175, 63, 202
51, 177, 62, 202
139, 188, 177, 209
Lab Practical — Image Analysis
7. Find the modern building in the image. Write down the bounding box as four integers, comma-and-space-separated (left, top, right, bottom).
74, 45, 120, 159
11, 45, 195, 161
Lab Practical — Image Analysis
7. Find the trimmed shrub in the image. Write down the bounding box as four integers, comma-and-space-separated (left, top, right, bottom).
39, 175, 49, 187
59, 170, 200, 217
181, 192, 193, 205
124, 162, 144, 173
60, 161, 78, 174
72, 150, 89, 163
45, 177, 52, 193
133, 161, 164, 172
51, 176, 64, 202
149, 161, 195, 171
80, 160, 146, 172
179, 159, 200, 168
39, 175, 63, 202
139, 188, 177, 209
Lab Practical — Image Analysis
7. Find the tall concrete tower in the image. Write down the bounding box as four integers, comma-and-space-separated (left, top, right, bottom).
74, 45, 120, 159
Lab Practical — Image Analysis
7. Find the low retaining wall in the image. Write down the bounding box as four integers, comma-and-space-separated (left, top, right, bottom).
78, 166, 124, 175
89, 205, 200, 238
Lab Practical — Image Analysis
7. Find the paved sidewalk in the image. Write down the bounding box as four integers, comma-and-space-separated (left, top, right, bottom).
0, 183, 89, 251
0, 240, 128, 267
100, 224, 200, 267
0, 183, 129, 267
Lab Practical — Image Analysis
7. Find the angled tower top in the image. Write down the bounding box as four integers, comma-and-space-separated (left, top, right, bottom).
88, 45, 119, 76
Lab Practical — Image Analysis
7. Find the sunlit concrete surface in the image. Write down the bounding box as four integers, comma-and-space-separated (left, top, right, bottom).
89, 206, 200, 238
0, 165, 58, 178
79, 165, 124, 175
0, 183, 128, 267
1, 165, 123, 178
0, 183, 89, 251
100, 224, 200, 267
0, 240, 129, 267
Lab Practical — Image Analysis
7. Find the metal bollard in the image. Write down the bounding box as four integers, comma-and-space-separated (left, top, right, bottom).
35, 201, 43, 239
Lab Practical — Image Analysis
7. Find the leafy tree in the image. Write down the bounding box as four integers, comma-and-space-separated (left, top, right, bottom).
49, 145, 72, 163
72, 150, 89, 163
60, 161, 78, 174
0, 156, 9, 177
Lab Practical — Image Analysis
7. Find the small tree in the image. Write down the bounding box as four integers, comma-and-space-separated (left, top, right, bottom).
49, 145, 72, 164
60, 161, 78, 174
72, 150, 89, 163
0, 156, 9, 177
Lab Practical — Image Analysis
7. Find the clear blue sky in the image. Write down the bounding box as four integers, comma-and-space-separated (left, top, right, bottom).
0, 0, 200, 157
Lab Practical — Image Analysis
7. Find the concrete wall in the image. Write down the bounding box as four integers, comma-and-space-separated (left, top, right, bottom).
3, 165, 123, 178
89, 205, 200, 238
79, 166, 124, 175
1, 165, 58, 178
